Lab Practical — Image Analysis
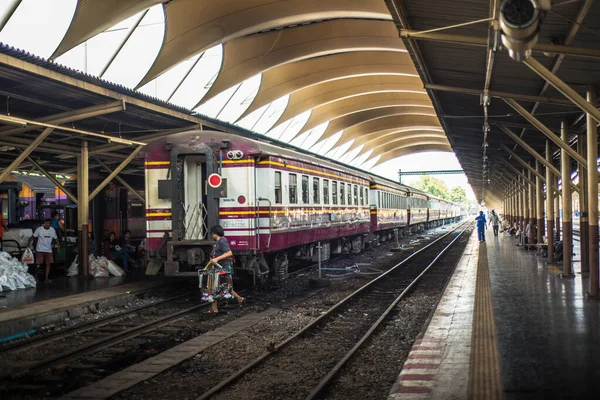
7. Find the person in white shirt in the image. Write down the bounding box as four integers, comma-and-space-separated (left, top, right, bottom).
28, 219, 60, 283
489, 210, 501, 236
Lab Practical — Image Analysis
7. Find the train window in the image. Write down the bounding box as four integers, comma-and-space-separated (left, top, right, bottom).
353, 185, 358, 205
348, 184, 352, 205
289, 174, 298, 204
359, 186, 364, 206
340, 183, 345, 205
332, 181, 338, 205
323, 179, 329, 204
274, 171, 282, 204
313, 177, 320, 204
301, 175, 309, 204
365, 188, 369, 205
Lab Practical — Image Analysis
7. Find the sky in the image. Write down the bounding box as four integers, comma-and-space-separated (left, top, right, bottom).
0, 0, 476, 200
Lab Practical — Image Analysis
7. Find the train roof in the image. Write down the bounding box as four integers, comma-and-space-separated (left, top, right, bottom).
148, 129, 460, 206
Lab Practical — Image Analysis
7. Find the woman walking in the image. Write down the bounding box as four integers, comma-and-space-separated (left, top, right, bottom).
207, 225, 245, 313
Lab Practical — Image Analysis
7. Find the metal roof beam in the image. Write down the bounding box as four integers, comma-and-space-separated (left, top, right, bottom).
0, 127, 53, 184
498, 125, 564, 180
94, 157, 144, 204
26, 156, 78, 204
0, 100, 126, 138
523, 57, 600, 125
399, 29, 600, 59
424, 83, 576, 106
89, 146, 144, 201
499, 144, 547, 185
503, 98, 587, 167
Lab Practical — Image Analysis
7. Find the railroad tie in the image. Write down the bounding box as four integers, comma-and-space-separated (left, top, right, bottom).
469, 244, 503, 399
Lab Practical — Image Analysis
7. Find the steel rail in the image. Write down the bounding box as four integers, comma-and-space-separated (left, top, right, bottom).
306, 222, 472, 399
6, 297, 212, 380
0, 292, 192, 354
196, 219, 471, 400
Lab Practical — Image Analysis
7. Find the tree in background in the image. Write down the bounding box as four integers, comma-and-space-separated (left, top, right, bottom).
410, 175, 468, 204
449, 186, 467, 204
411, 175, 449, 199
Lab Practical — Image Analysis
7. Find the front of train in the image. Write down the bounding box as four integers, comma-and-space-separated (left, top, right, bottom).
143, 130, 257, 277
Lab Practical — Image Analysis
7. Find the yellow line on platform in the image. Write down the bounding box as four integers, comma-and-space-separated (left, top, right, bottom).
469, 244, 504, 399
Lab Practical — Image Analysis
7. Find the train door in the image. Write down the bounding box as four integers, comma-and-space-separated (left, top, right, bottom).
182, 156, 208, 240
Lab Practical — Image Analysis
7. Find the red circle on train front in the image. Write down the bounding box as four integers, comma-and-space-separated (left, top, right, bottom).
208, 173, 222, 188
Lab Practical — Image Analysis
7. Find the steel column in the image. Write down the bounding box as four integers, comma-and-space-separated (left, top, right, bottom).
93, 158, 145, 204
546, 141, 555, 262
561, 120, 574, 277
78, 141, 89, 276
555, 166, 561, 242
0, 127, 53, 183
587, 86, 599, 296
578, 135, 590, 273
88, 146, 144, 201
529, 167, 536, 244
536, 160, 544, 246
504, 98, 588, 167
524, 57, 600, 124
26, 156, 78, 204
523, 170, 529, 236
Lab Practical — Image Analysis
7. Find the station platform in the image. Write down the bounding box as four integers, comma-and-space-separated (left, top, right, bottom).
0, 270, 163, 339
389, 229, 600, 400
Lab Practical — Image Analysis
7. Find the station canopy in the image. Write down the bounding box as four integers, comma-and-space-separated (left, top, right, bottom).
0, 0, 451, 178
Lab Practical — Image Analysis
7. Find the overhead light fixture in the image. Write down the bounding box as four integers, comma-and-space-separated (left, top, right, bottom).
499, 0, 549, 62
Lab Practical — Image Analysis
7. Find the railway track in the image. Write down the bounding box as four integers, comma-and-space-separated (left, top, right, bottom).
197, 220, 472, 400
0, 291, 232, 398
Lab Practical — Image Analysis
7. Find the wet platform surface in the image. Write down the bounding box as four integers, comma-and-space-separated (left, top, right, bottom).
0, 268, 155, 310
389, 229, 600, 399
489, 232, 600, 399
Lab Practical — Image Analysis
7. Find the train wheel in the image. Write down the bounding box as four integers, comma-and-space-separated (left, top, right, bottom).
272, 252, 289, 280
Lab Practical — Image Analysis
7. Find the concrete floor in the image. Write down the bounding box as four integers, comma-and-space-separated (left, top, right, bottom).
487, 232, 600, 399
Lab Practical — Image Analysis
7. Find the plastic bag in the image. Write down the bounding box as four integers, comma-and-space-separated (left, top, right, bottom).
67, 255, 79, 277
93, 266, 110, 277
106, 260, 124, 277
21, 248, 34, 264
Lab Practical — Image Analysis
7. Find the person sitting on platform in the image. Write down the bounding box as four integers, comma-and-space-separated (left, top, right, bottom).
122, 230, 137, 257
50, 211, 66, 238
104, 231, 133, 272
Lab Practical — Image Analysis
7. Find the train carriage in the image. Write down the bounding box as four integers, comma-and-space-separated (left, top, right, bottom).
144, 131, 371, 280
143, 130, 465, 281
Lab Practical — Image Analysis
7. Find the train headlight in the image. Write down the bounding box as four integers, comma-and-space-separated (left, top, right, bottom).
227, 151, 235, 159
235, 150, 244, 159
499, 0, 541, 62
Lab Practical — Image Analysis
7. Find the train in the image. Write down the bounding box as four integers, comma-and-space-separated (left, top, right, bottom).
143, 130, 466, 281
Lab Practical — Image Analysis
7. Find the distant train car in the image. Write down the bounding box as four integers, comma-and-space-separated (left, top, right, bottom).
143, 130, 465, 281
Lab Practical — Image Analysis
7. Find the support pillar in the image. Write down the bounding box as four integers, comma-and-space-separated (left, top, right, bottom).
78, 141, 89, 276
529, 168, 536, 244
546, 141, 555, 262
555, 168, 561, 241
578, 134, 589, 273
523, 172, 529, 234
587, 85, 599, 297
561, 120, 574, 277
536, 160, 544, 246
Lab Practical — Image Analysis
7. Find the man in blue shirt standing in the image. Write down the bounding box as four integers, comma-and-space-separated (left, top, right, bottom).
475, 211, 487, 243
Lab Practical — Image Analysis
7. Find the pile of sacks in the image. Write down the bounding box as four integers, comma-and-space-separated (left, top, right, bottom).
0, 251, 37, 291
67, 254, 124, 277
